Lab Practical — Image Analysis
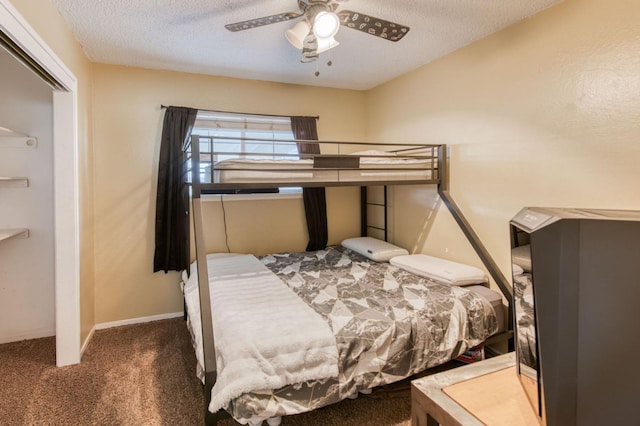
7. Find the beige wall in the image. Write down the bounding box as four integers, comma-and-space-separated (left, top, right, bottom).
9, 0, 96, 343
13, 0, 640, 330
367, 0, 640, 290
197, 188, 359, 256
91, 65, 365, 323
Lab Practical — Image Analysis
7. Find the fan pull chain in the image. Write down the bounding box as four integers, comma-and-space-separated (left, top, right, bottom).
327, 47, 334, 67
314, 57, 335, 77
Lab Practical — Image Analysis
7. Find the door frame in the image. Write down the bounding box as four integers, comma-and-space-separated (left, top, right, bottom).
0, 0, 80, 366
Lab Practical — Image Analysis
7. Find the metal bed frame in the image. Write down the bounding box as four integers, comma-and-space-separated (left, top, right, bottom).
188, 135, 513, 425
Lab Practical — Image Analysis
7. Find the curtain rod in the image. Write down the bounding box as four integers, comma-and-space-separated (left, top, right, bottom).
160, 105, 319, 120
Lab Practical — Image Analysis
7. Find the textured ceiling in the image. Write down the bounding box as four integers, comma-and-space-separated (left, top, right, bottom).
51, 0, 563, 90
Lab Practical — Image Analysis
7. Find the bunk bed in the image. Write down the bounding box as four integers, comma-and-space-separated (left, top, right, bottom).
186, 135, 513, 426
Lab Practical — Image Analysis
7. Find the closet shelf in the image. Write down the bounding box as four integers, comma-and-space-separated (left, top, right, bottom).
0, 126, 37, 149
0, 228, 29, 242
0, 177, 29, 187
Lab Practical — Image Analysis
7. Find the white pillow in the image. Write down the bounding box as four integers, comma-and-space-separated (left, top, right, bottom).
341, 237, 408, 262
390, 254, 488, 286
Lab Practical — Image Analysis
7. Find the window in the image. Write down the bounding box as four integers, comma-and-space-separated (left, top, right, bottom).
189, 111, 301, 195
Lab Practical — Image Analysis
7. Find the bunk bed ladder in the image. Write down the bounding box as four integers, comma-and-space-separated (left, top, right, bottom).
360, 186, 389, 241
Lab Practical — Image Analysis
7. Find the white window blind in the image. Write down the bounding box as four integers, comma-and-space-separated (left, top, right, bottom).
190, 111, 301, 195
193, 111, 297, 160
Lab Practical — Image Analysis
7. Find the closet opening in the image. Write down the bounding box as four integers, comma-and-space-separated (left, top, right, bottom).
0, 0, 80, 367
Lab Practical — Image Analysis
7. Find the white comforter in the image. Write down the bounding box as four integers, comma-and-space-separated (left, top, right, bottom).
182, 254, 339, 416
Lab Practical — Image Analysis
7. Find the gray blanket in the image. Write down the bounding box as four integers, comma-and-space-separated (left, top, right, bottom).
225, 246, 498, 423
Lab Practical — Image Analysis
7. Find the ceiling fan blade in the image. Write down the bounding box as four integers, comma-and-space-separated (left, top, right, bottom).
337, 10, 410, 42
301, 32, 319, 63
225, 11, 303, 32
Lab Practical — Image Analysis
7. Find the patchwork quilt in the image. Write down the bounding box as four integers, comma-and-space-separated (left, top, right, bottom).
224, 246, 498, 424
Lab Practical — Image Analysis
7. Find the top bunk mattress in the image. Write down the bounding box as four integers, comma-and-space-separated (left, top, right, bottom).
211, 156, 434, 184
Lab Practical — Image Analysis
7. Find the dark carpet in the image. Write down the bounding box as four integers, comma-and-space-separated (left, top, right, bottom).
0, 318, 460, 425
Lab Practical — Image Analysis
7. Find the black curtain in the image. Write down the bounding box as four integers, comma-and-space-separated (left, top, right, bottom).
154, 106, 198, 273
291, 116, 327, 251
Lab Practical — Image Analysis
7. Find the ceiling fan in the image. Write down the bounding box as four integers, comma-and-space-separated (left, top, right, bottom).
225, 0, 410, 63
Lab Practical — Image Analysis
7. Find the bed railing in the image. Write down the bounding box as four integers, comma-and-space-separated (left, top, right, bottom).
188, 136, 513, 425
189, 135, 441, 191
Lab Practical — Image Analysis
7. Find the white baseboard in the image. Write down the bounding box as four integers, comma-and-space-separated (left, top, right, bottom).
80, 326, 95, 356
2, 312, 184, 356
81, 312, 183, 358
0, 327, 55, 345
94, 311, 184, 331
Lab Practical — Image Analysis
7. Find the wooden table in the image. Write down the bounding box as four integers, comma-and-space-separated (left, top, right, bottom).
411, 353, 539, 426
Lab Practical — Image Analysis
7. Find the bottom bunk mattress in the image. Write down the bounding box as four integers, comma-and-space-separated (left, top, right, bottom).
182, 246, 500, 424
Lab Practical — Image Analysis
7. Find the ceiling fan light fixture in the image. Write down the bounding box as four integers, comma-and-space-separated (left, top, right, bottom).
317, 36, 339, 54
285, 20, 311, 49
313, 11, 340, 39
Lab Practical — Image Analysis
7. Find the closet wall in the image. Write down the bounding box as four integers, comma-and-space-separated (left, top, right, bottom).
0, 47, 55, 343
